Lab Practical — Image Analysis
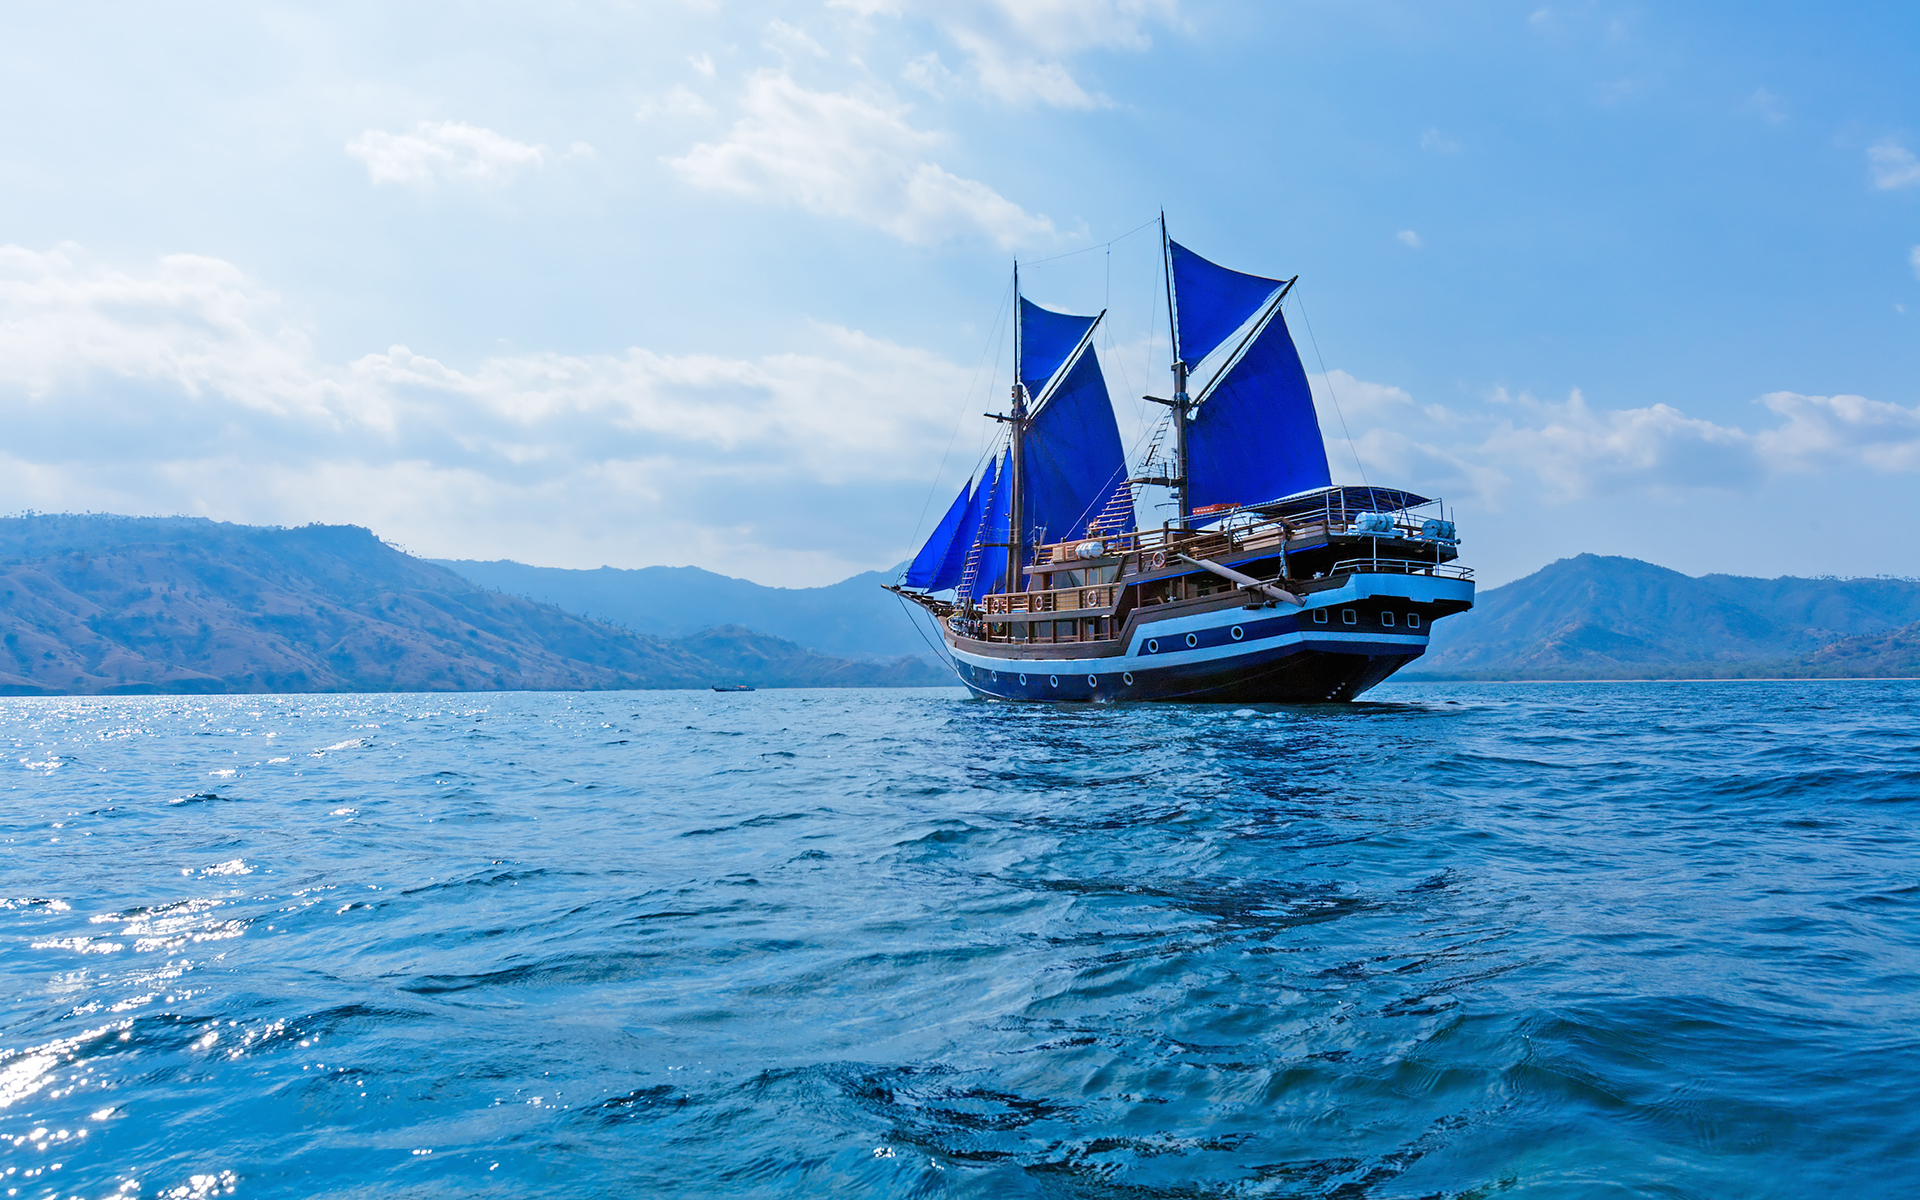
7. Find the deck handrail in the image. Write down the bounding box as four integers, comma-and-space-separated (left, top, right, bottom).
1329, 557, 1473, 580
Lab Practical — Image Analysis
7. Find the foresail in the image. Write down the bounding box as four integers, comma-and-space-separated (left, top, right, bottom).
933, 472, 988, 591
968, 452, 1013, 603
1018, 297, 1099, 399
1187, 308, 1331, 511
1021, 345, 1131, 547
902, 475, 974, 590
1168, 239, 1285, 368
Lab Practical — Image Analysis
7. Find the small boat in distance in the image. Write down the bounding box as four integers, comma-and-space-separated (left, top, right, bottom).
710, 684, 756, 692
889, 218, 1474, 703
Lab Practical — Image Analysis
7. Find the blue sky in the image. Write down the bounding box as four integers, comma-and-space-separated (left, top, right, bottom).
1, 1, 1916, 586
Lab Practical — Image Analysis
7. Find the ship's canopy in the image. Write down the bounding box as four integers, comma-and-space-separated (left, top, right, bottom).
1018, 296, 1098, 401
1021, 331, 1132, 548
1170, 238, 1333, 511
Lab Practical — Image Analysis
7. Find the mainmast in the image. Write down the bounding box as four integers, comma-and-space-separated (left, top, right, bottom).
976, 262, 1027, 602
1140, 213, 1192, 530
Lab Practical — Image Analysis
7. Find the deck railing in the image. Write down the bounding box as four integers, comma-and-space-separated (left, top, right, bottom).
1329, 557, 1474, 580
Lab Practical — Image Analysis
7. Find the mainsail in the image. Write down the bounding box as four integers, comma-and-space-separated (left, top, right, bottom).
1168, 239, 1287, 368
1166, 235, 1332, 512
1017, 297, 1098, 400
1186, 306, 1331, 509
1018, 299, 1131, 548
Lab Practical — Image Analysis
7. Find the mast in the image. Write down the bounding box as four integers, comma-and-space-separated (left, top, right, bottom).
1008, 261, 1027, 597
1151, 214, 1192, 530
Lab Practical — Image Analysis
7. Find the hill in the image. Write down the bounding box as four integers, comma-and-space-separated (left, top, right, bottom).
432, 558, 933, 661
1409, 555, 1920, 679
0, 515, 948, 695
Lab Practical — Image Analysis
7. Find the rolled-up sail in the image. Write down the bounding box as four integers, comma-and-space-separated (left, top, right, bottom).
1168, 239, 1285, 367
902, 474, 975, 590
1186, 307, 1331, 510
1021, 344, 1131, 546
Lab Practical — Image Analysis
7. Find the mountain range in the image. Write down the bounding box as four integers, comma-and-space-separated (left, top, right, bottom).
433, 558, 932, 660
1410, 554, 1920, 679
4, 517, 1914, 695
0, 516, 946, 695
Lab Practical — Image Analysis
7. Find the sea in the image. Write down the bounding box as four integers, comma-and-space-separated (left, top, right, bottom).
3, 681, 1917, 1199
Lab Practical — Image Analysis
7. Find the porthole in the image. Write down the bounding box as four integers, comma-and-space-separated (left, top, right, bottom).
1019, 673, 1028, 685
1087, 675, 1098, 688
1381, 612, 1395, 627
1230, 625, 1245, 641
1407, 614, 1421, 629
1313, 609, 1328, 624
1049, 675, 1059, 687
1123, 672, 1135, 685
1185, 633, 1199, 648
1146, 638, 1159, 654
1342, 609, 1358, 625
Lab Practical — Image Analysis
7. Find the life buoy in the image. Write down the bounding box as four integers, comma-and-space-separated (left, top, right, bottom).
1149, 550, 1167, 571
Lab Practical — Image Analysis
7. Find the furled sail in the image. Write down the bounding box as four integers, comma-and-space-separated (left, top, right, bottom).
968, 452, 1013, 603
1186, 307, 1331, 510
1168, 239, 1285, 367
902, 474, 975, 590
1020, 344, 1131, 546
1018, 297, 1099, 400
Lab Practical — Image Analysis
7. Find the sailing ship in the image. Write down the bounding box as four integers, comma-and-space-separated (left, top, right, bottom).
889, 221, 1474, 702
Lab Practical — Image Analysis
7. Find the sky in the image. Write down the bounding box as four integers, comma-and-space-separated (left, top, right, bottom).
1, 0, 1917, 587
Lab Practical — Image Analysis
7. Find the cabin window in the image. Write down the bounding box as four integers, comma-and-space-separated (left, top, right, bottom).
1313, 610, 1328, 624
1055, 569, 1083, 589
1342, 609, 1357, 625
1407, 613, 1421, 628
1381, 612, 1395, 627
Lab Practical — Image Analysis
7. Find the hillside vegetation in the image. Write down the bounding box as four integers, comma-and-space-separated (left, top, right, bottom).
0, 516, 947, 695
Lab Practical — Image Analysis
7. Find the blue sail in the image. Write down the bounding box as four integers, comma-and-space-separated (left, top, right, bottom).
931, 471, 987, 592
902, 475, 974, 589
1168, 239, 1284, 367
968, 452, 1013, 603
1187, 308, 1331, 511
1019, 297, 1098, 398
1021, 346, 1130, 548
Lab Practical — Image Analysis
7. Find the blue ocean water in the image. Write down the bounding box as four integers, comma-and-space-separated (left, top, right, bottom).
3, 682, 1918, 1199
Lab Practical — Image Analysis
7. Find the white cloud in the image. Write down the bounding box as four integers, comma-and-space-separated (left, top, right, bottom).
1419, 128, 1459, 153
1867, 139, 1920, 190
689, 52, 716, 76
949, 28, 1106, 108
1303, 367, 1920, 510
0, 244, 976, 582
1397, 230, 1422, 249
1745, 88, 1785, 125
665, 71, 1055, 246
346, 121, 555, 189
1752, 390, 1920, 474
764, 19, 828, 59
636, 86, 715, 122
1911, 245, 1920, 280
855, 0, 1178, 108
